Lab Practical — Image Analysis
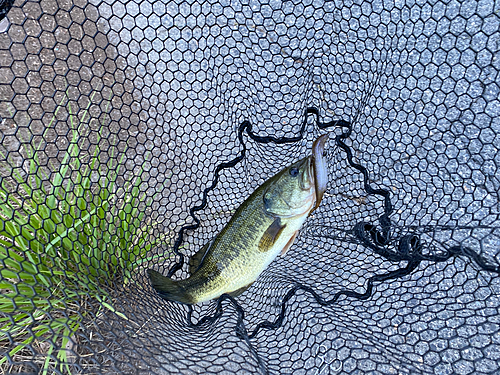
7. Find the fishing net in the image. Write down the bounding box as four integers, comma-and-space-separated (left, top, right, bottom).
1, 0, 499, 373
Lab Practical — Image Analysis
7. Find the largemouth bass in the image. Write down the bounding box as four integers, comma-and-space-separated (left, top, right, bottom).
148, 134, 329, 304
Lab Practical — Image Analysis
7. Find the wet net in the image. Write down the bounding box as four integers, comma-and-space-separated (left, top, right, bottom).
1, 0, 499, 373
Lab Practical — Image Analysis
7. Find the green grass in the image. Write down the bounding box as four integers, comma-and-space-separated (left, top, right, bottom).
0, 93, 170, 373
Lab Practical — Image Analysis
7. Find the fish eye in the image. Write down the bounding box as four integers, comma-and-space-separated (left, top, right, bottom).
289, 167, 299, 177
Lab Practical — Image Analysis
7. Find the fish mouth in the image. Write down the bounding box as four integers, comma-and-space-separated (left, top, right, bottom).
297, 157, 312, 191
310, 133, 329, 213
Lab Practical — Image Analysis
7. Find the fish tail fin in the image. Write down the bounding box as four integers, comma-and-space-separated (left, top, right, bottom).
147, 269, 194, 304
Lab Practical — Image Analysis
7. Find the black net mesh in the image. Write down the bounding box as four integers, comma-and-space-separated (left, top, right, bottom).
1, 0, 499, 373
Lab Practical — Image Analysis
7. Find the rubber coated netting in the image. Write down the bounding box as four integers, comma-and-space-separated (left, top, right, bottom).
0, 0, 499, 373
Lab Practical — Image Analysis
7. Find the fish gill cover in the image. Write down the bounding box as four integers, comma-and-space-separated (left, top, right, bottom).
0, 0, 499, 374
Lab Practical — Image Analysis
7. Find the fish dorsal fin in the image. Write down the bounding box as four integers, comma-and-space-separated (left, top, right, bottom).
259, 217, 286, 252
188, 238, 214, 275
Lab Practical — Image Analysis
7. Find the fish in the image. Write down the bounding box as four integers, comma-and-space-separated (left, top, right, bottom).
148, 134, 330, 304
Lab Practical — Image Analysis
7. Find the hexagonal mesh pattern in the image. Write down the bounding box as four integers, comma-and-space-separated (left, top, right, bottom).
0, 0, 499, 374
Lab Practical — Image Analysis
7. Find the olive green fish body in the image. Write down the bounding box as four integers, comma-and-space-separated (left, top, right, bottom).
149, 135, 329, 304
176, 191, 311, 303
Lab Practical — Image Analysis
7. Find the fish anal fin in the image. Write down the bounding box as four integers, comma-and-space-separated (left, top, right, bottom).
228, 281, 254, 297
259, 217, 286, 252
280, 230, 298, 256
188, 238, 213, 275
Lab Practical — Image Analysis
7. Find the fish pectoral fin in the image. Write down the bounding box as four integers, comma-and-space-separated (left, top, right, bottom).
259, 217, 286, 252
280, 230, 299, 256
188, 238, 214, 275
228, 281, 255, 297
